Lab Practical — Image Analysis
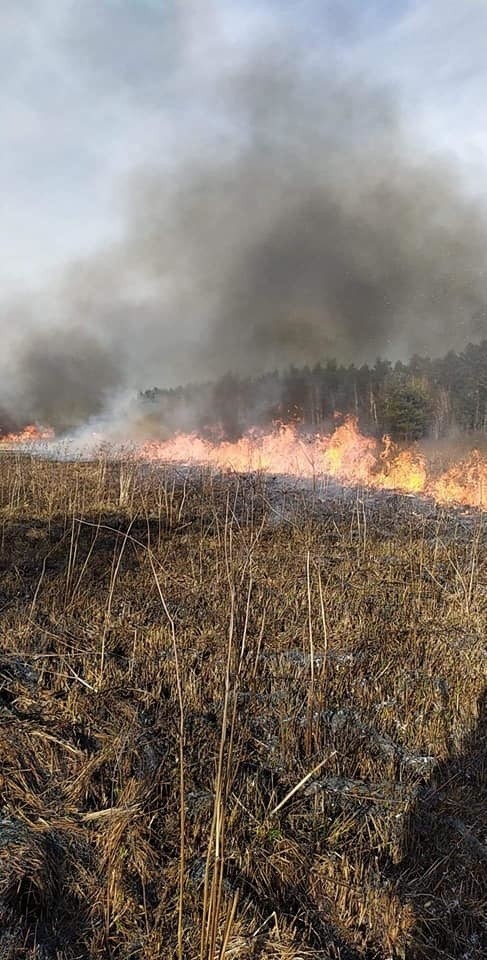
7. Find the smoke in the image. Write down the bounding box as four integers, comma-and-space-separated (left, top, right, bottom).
2, 23, 487, 430
14, 329, 123, 431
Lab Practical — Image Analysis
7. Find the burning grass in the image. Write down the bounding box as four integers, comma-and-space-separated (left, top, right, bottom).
2, 416, 486, 508
0, 453, 485, 958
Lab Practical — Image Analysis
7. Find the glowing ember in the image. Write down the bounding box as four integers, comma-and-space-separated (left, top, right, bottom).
0, 424, 54, 444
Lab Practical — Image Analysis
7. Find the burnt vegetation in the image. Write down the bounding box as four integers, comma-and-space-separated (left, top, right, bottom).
0, 455, 485, 958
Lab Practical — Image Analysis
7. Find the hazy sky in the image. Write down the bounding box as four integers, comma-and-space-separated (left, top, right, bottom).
3, 0, 487, 296
2, 1, 487, 425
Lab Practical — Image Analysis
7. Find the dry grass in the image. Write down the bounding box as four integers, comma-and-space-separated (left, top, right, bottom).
0, 452, 485, 959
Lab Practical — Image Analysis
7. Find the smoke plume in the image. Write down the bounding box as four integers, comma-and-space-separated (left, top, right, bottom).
2, 32, 487, 430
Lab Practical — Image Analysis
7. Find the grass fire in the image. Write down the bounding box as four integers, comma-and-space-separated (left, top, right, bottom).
0, 403, 485, 957
2, 2, 487, 957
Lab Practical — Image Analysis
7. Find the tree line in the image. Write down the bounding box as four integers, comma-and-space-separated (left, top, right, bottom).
140, 340, 487, 441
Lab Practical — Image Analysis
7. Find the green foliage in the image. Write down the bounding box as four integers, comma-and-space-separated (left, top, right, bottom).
139, 339, 487, 439
381, 376, 433, 440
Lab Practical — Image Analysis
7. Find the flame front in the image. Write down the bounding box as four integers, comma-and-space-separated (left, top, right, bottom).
0, 424, 54, 444
431, 451, 485, 508
140, 417, 486, 509
1, 417, 485, 509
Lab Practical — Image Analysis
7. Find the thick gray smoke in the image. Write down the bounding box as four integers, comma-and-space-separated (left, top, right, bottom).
2, 42, 487, 430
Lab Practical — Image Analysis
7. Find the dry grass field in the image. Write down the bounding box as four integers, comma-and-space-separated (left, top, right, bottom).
0, 453, 485, 959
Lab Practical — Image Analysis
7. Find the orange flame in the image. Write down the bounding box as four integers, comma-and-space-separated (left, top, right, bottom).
0, 417, 485, 509
378, 447, 428, 495
139, 417, 486, 509
431, 450, 485, 508
0, 424, 54, 444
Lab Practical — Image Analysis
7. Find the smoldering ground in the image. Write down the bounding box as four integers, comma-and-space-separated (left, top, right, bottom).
2, 39, 487, 431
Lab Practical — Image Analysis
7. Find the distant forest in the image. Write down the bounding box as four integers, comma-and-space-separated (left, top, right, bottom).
140, 340, 487, 441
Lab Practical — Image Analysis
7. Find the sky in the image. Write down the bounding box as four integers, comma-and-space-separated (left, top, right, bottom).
1, 0, 487, 424
3, 0, 487, 296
